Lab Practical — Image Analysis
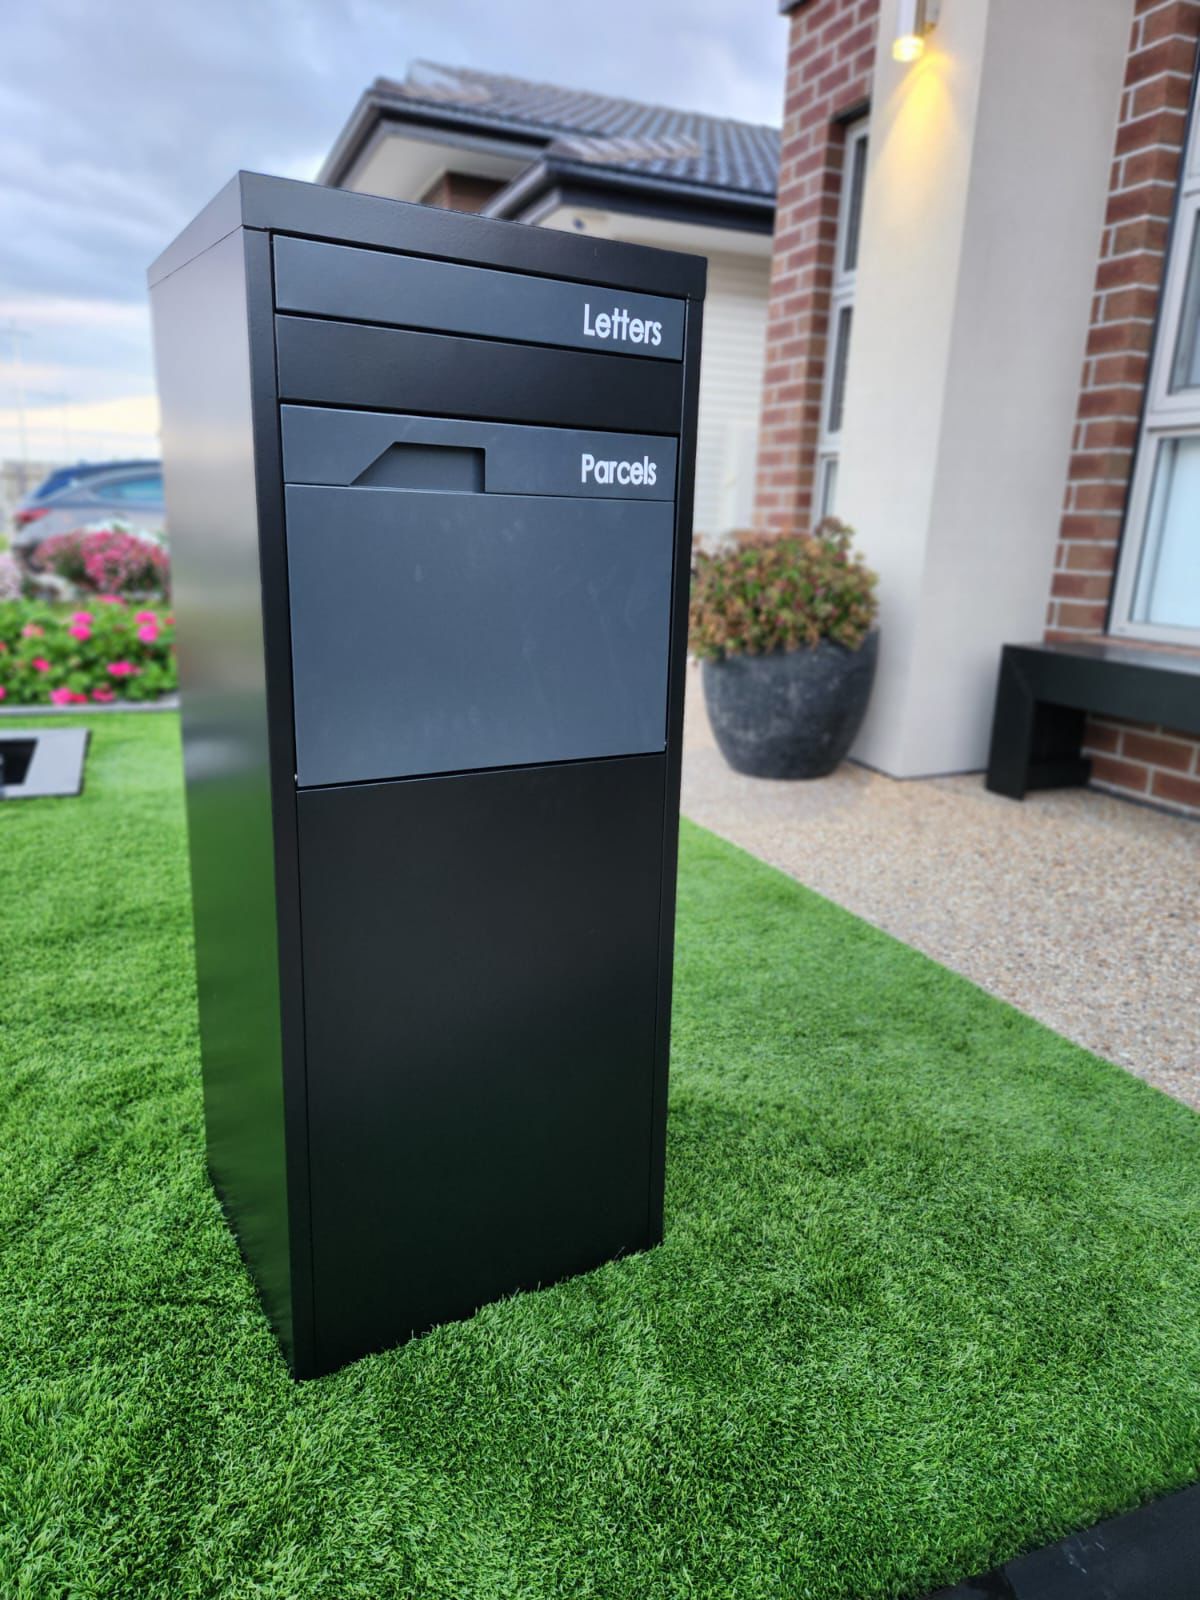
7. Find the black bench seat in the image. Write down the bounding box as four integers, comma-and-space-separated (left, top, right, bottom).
985, 638, 1200, 799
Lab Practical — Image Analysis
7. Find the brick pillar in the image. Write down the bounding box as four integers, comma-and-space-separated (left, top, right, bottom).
1048, 0, 1200, 641
1045, 0, 1200, 813
753, 0, 880, 533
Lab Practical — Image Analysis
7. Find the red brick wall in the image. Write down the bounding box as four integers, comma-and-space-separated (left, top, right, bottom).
753, 0, 880, 533
1046, 0, 1200, 814
418, 172, 503, 213
1085, 716, 1200, 810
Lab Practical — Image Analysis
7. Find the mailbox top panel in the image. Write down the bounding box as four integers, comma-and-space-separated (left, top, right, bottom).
274, 237, 685, 362
148, 172, 707, 302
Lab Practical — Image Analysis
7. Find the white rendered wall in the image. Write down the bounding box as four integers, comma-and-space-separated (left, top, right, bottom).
690, 253, 773, 542
838, 0, 1135, 775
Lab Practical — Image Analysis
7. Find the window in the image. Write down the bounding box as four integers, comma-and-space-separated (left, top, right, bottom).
817, 119, 868, 521
1112, 95, 1200, 644
1129, 436, 1200, 627
97, 474, 163, 505
33, 467, 88, 501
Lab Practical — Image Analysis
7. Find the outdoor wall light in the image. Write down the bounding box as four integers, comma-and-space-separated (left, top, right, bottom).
893, 0, 940, 63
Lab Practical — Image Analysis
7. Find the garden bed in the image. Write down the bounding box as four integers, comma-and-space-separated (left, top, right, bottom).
0, 522, 175, 708
0, 599, 176, 708
2, 713, 1199, 1599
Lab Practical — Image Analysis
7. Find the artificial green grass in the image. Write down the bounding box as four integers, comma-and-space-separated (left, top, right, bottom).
2, 712, 1199, 1600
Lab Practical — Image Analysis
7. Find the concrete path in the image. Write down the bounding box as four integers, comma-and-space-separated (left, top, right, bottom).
681, 663, 1200, 1110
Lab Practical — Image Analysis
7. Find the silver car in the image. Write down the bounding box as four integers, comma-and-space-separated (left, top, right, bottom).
12, 462, 165, 571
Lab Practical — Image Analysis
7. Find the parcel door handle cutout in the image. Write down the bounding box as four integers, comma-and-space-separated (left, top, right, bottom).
352, 442, 485, 493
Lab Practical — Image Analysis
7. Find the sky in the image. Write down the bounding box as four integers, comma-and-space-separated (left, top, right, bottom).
0, 0, 786, 469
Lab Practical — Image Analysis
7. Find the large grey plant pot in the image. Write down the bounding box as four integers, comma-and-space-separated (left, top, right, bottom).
701, 631, 879, 780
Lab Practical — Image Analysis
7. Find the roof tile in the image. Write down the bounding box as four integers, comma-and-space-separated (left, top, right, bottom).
374, 61, 779, 198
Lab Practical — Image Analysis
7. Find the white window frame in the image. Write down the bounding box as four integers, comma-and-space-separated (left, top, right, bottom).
1111, 92, 1200, 646
816, 117, 869, 522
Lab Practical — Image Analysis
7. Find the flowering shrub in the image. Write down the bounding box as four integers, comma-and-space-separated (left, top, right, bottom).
689, 519, 878, 661
0, 552, 21, 600
0, 600, 177, 705
33, 522, 169, 600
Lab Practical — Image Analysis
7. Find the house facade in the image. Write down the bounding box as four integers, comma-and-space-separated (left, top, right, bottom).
320, 64, 778, 543
758, 0, 1200, 811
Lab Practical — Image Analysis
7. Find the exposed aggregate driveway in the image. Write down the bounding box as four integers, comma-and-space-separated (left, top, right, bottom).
681, 663, 1200, 1110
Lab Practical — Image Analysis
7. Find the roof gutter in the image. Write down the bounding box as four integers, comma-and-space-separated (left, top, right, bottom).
319, 86, 555, 187
318, 90, 378, 187
482, 157, 774, 228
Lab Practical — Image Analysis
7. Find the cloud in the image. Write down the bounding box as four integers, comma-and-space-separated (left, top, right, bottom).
0, 0, 785, 461
0, 392, 160, 468
0, 298, 150, 332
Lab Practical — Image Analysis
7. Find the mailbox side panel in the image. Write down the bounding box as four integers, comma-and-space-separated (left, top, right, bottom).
151, 226, 313, 1372
649, 293, 706, 1242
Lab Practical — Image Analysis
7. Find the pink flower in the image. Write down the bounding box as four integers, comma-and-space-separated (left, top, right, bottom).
165, 614, 175, 625
70, 691, 88, 704
136, 623, 158, 643
106, 661, 139, 678
0, 686, 7, 700
135, 610, 157, 623
91, 686, 116, 703
21, 623, 44, 639
98, 594, 124, 606
70, 611, 93, 625
68, 624, 92, 641
49, 687, 73, 705
80, 531, 168, 598
0, 640, 7, 652
31, 657, 50, 672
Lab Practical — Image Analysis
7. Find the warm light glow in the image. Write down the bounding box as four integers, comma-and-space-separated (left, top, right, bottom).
893, 0, 934, 65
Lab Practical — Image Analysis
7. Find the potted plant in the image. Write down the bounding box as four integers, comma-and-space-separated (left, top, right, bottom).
690, 519, 879, 779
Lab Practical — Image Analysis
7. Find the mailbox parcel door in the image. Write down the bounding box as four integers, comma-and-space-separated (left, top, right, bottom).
282, 408, 679, 787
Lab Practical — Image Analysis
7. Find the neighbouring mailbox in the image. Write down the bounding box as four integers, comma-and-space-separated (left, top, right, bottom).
149, 173, 704, 1378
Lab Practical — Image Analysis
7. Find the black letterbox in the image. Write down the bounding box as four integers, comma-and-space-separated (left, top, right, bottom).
149, 173, 704, 1377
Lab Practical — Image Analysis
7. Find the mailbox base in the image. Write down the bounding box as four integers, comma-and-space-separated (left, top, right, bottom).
294, 754, 671, 1376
